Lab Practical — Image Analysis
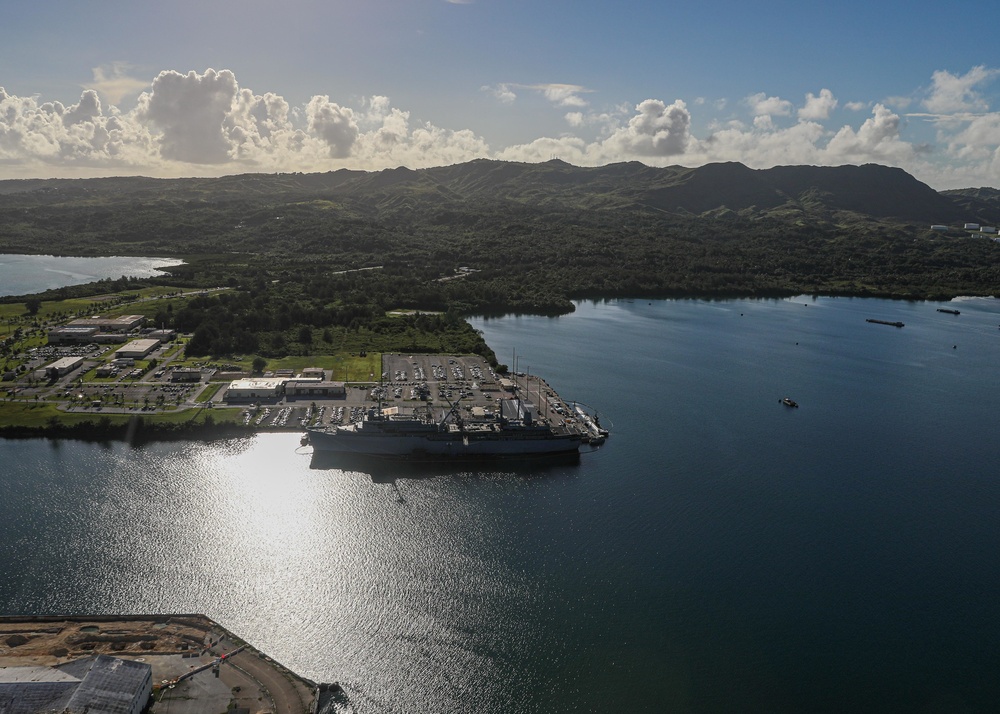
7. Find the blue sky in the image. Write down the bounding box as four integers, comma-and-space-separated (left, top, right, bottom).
2, 0, 1000, 188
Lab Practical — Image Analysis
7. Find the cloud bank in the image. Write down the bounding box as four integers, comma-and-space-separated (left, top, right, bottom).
1, 67, 999, 188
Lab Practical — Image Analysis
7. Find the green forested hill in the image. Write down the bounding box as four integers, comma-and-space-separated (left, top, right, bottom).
2, 160, 999, 315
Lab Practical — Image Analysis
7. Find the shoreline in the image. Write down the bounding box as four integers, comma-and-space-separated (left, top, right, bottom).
0, 613, 325, 713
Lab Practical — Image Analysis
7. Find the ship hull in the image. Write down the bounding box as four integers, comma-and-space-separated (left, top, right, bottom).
306, 426, 583, 458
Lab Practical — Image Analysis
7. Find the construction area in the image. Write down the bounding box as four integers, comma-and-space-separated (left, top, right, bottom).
0, 615, 341, 714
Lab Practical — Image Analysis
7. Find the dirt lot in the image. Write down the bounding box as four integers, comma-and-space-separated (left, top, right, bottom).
0, 615, 317, 714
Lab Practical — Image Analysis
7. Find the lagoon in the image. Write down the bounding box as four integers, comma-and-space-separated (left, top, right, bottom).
0, 254, 183, 297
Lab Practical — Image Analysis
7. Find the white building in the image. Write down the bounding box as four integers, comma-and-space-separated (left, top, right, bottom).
115, 339, 160, 360
46, 326, 99, 345
45, 356, 84, 377
67, 314, 146, 333
225, 378, 286, 401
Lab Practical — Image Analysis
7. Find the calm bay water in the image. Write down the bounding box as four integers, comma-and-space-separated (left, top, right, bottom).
3, 296, 1000, 712
0, 254, 183, 297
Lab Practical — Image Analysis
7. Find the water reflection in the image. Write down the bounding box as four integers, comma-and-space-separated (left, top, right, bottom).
308, 450, 582, 483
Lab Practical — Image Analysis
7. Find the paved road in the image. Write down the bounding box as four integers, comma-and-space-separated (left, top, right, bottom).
212, 635, 313, 714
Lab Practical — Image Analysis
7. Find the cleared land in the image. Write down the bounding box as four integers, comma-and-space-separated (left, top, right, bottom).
0, 615, 318, 714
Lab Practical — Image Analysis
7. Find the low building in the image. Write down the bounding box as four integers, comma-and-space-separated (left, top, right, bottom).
45, 356, 83, 378
67, 314, 145, 333
0, 654, 152, 714
964, 223, 980, 230
95, 334, 128, 344
285, 380, 346, 398
146, 328, 177, 341
115, 339, 160, 360
300, 367, 327, 380
930, 224, 949, 232
499, 378, 516, 392
982, 226, 996, 234
46, 326, 99, 345
225, 378, 286, 401
170, 367, 203, 382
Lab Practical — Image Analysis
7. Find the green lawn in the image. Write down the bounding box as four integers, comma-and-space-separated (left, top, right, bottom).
0, 398, 245, 430
195, 382, 224, 402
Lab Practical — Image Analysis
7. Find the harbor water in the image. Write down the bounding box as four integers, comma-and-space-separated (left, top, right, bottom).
0, 254, 182, 297
3, 295, 1000, 712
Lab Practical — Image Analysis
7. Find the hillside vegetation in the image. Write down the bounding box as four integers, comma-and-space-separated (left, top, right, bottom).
2, 160, 999, 320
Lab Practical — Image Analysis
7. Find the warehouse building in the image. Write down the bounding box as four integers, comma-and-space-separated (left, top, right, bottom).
46, 326, 99, 345
45, 356, 84, 378
225, 378, 286, 401
114, 339, 160, 360
285, 380, 346, 398
0, 654, 152, 714
146, 328, 177, 341
67, 315, 145, 333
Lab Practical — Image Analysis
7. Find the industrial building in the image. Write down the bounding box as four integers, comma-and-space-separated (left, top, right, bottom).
285, 380, 346, 398
0, 654, 152, 714
114, 339, 160, 360
67, 315, 145, 333
46, 326, 99, 345
145, 328, 177, 341
45, 356, 84, 378
225, 378, 287, 401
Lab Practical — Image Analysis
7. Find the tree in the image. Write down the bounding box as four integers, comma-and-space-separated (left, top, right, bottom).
24, 298, 41, 316
252, 356, 268, 374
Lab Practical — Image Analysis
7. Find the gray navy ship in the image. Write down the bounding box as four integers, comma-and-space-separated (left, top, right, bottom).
306, 397, 603, 458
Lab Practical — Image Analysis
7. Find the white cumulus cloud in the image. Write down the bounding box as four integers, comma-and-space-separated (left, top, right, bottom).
924, 65, 999, 114
746, 92, 792, 117
603, 99, 691, 157
136, 69, 241, 163
84, 63, 149, 106
306, 96, 359, 159
799, 89, 838, 121
3, 66, 1000, 188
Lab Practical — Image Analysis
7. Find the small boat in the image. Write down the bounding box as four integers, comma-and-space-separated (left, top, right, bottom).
936, 308, 961, 315
780, 397, 799, 408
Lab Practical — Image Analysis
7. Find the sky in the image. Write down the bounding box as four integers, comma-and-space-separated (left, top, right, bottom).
2, 0, 1000, 189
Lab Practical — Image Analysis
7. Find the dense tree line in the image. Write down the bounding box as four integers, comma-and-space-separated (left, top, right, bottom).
3, 163, 1000, 331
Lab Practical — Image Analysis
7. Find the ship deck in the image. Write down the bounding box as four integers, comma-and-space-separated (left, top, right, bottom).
300, 353, 598, 443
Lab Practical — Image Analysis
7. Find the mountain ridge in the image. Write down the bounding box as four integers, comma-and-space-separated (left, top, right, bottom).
1, 160, 991, 227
